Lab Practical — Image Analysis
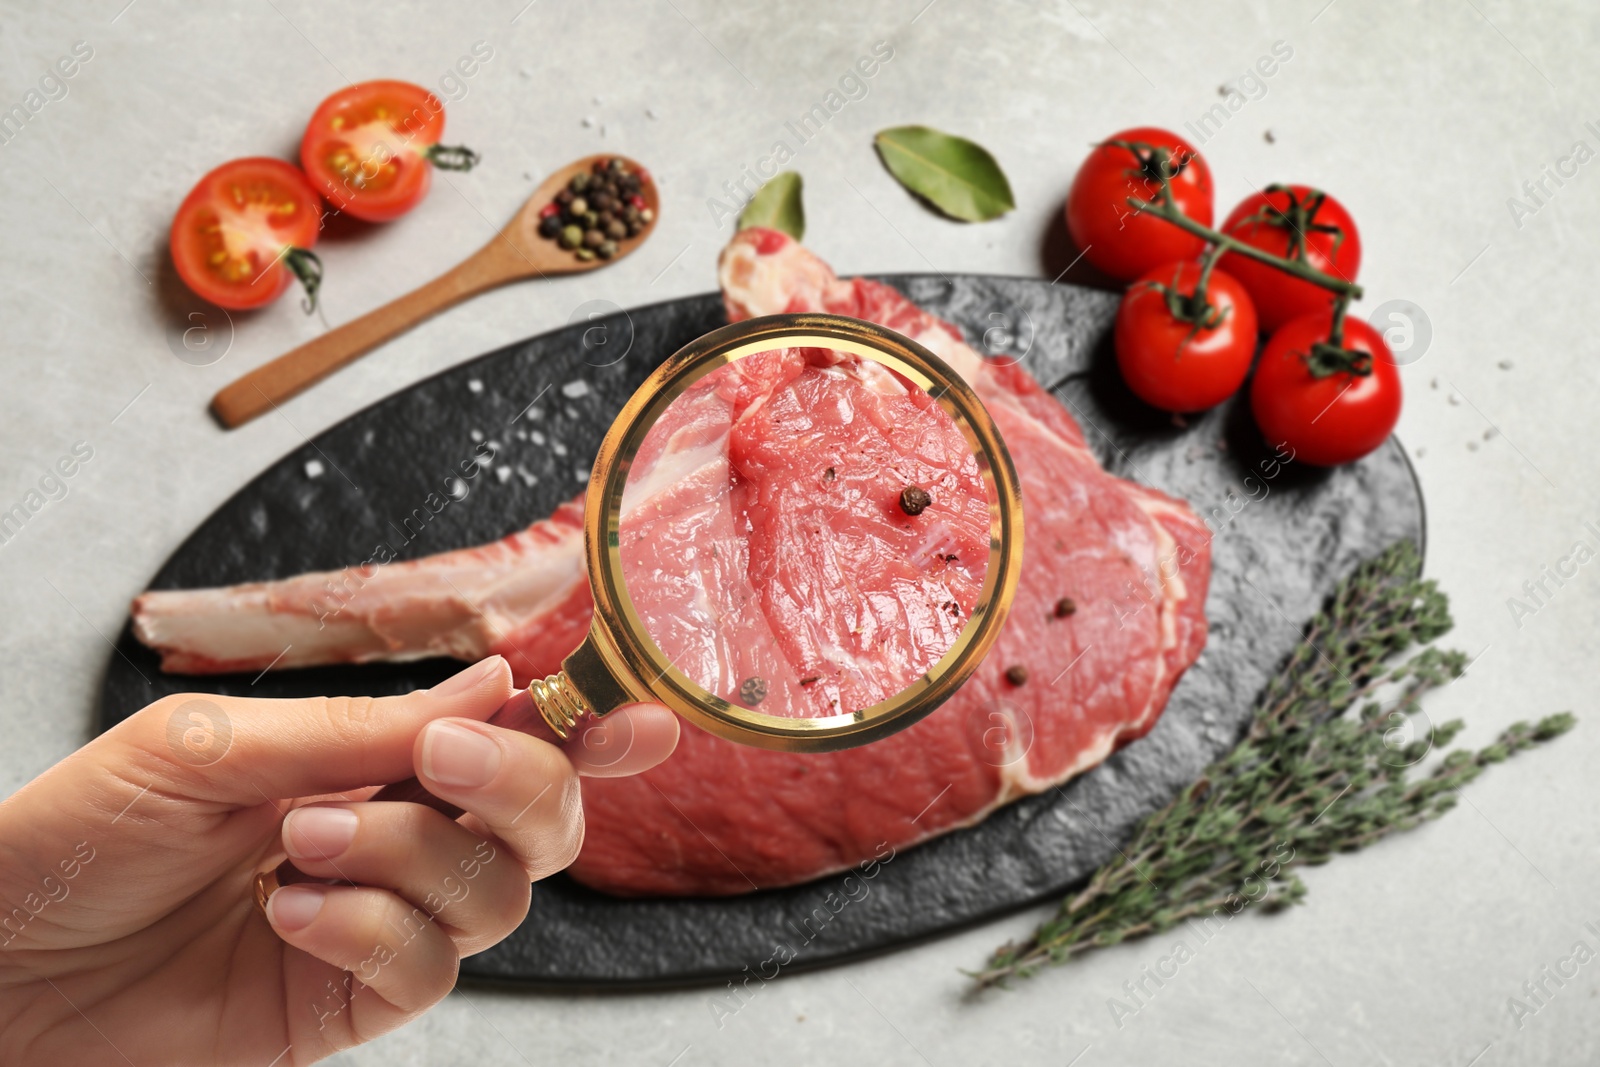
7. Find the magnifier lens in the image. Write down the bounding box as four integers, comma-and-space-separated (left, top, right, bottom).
615, 344, 992, 721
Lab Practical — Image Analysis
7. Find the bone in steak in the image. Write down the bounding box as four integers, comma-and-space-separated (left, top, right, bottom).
130, 228, 1211, 896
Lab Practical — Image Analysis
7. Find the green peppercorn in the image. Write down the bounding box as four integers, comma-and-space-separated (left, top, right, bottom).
608, 157, 626, 173
570, 172, 590, 193
580, 211, 599, 230
559, 224, 583, 249
575, 247, 597, 262
597, 239, 619, 259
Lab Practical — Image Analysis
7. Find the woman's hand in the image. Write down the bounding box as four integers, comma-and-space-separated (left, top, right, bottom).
0, 656, 678, 1065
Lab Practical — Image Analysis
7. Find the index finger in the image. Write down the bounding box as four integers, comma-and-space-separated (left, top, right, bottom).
105, 656, 514, 805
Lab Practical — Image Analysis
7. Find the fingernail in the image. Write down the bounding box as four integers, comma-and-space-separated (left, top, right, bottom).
283, 806, 359, 861
430, 656, 506, 698
266, 885, 326, 932
421, 720, 503, 788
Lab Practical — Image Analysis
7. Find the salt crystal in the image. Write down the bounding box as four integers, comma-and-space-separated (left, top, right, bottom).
467, 379, 483, 393
562, 380, 590, 399
576, 469, 590, 484
496, 466, 513, 483
516, 465, 538, 487
530, 430, 546, 445
471, 429, 484, 442
304, 459, 324, 479
552, 441, 568, 457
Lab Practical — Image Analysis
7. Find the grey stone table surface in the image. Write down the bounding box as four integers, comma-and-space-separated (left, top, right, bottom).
0, 1, 1595, 1064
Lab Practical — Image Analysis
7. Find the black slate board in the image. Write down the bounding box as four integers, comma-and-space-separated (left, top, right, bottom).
100, 275, 1423, 989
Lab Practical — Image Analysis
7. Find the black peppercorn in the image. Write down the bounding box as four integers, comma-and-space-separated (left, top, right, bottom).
899, 486, 931, 516
739, 676, 768, 706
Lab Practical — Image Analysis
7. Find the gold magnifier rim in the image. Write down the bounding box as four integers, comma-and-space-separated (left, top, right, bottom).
582, 312, 1023, 752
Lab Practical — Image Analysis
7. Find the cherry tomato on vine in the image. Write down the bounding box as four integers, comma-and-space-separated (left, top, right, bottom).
1220, 185, 1362, 333
169, 157, 323, 311
1066, 126, 1214, 282
1250, 312, 1401, 466
300, 80, 480, 222
1115, 260, 1259, 413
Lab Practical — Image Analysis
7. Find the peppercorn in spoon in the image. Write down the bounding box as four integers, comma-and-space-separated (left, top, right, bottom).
210, 154, 659, 429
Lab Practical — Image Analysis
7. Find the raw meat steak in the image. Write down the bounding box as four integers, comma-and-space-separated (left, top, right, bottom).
619, 347, 990, 719
129, 229, 1211, 897
567, 230, 1209, 895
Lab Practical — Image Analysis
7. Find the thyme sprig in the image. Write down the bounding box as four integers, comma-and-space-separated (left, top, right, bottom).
975, 542, 1574, 988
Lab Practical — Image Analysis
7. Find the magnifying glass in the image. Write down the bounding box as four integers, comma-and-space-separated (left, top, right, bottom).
257, 312, 1021, 903
530, 311, 1022, 752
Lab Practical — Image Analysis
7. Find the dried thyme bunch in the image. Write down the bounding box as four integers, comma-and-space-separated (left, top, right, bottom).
975, 541, 1574, 988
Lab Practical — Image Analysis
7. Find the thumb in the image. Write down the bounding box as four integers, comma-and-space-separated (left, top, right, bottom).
100, 656, 514, 806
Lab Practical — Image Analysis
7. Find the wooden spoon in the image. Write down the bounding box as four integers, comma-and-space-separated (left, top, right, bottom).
210, 154, 659, 429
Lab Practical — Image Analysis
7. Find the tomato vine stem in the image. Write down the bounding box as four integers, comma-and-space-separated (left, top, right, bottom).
1125, 193, 1363, 302
283, 247, 323, 315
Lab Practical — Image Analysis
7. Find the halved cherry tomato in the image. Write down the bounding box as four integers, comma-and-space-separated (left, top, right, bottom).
169, 157, 323, 311
1115, 260, 1258, 412
1220, 185, 1361, 333
300, 80, 478, 222
1066, 127, 1214, 282
1250, 311, 1401, 466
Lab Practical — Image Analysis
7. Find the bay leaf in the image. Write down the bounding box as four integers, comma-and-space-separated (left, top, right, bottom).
874, 126, 1015, 222
738, 171, 805, 240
